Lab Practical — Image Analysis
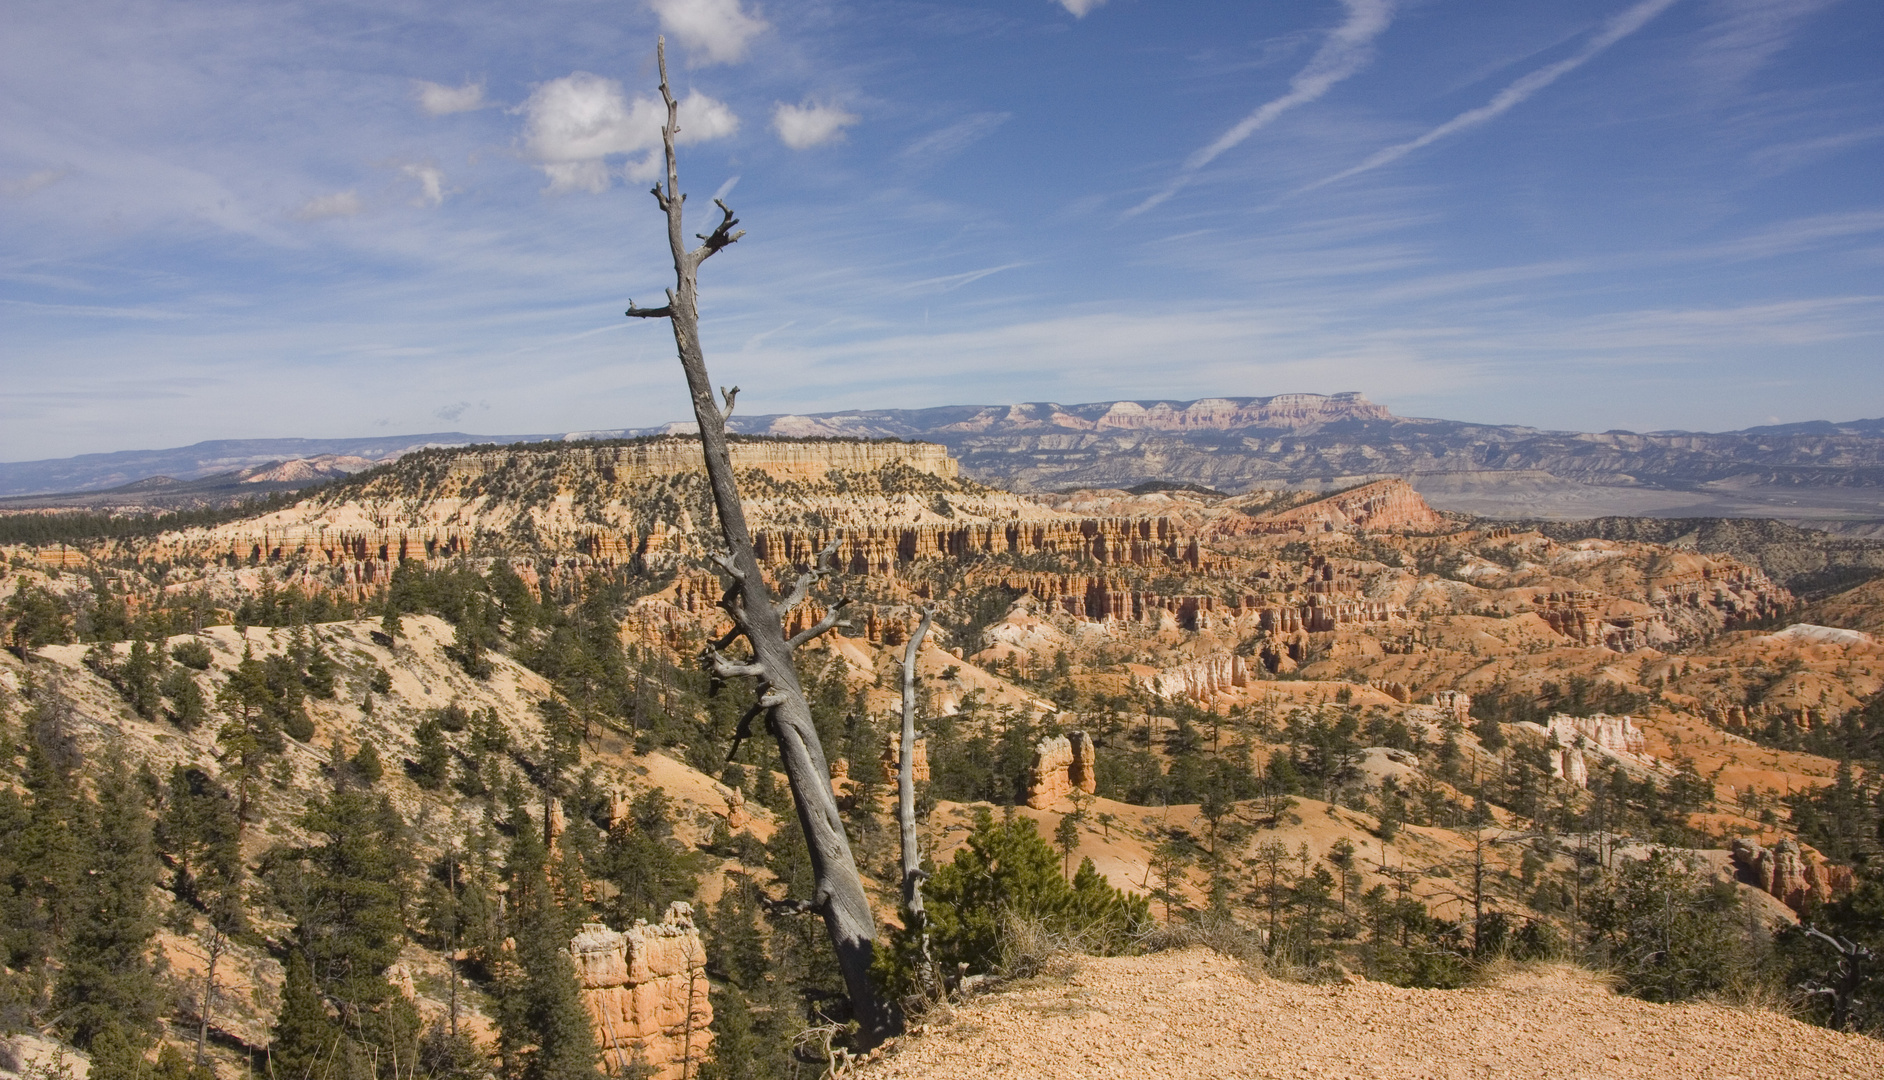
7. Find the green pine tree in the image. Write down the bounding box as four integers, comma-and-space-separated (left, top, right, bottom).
271, 951, 338, 1080
54, 749, 164, 1048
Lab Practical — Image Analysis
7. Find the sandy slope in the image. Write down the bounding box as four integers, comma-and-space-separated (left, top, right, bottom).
858, 948, 1883, 1080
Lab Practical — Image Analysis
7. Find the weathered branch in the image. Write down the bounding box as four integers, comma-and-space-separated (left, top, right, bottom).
719, 385, 739, 421
624, 300, 674, 319
692, 199, 746, 263
725, 697, 768, 762
787, 599, 851, 650
761, 896, 822, 917
703, 646, 765, 682
898, 605, 939, 989
776, 536, 845, 618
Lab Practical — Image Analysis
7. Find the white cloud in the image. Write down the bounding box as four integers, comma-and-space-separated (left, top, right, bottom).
415, 79, 486, 115
293, 191, 362, 221
648, 0, 768, 65
1128, 0, 1397, 216
520, 72, 737, 193
3, 169, 67, 197
1303, 0, 1681, 192
772, 101, 858, 149
401, 163, 447, 206
1056, 0, 1107, 16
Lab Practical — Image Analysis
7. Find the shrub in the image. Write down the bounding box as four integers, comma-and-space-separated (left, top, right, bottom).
882, 809, 1149, 992
171, 638, 213, 670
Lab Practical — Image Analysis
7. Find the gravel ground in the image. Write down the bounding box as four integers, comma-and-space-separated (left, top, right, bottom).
856, 949, 1884, 1080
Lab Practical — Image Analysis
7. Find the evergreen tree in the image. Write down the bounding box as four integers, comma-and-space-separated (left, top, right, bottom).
907, 810, 1148, 985
161, 667, 209, 731
495, 827, 599, 1080
217, 645, 282, 832
54, 749, 163, 1049
412, 718, 451, 791
271, 950, 339, 1080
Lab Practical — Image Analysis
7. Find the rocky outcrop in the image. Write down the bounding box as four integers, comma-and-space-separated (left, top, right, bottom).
881, 732, 930, 785
1026, 731, 1097, 808
1536, 713, 1649, 789
1547, 713, 1647, 756
1531, 591, 1666, 652
1222, 479, 1446, 535
571, 904, 712, 1080
1139, 655, 1248, 701
1731, 838, 1855, 912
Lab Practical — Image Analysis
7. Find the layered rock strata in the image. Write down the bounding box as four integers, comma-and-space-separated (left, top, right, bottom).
570, 904, 712, 1080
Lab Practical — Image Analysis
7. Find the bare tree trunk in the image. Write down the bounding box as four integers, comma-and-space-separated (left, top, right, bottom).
625, 37, 888, 1043
897, 608, 936, 990
197, 926, 224, 1065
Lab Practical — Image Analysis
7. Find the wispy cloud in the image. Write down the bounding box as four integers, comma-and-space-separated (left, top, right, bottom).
293, 190, 362, 221
3, 169, 67, 197
1301, 0, 1681, 193
1693, 0, 1839, 87
415, 79, 486, 115
400, 163, 448, 206
1127, 0, 1397, 217
1056, 0, 1107, 16
773, 101, 859, 149
892, 263, 1027, 294
899, 113, 1010, 166
649, 0, 768, 65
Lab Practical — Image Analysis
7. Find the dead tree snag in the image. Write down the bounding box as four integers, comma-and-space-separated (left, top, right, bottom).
624, 37, 889, 1043
897, 607, 937, 991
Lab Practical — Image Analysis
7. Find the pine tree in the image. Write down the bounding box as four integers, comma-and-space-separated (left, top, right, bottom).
495, 826, 598, 1080
217, 645, 281, 833
54, 749, 163, 1048
271, 950, 338, 1080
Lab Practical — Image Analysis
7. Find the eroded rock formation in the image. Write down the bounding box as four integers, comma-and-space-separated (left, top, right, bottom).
571, 903, 712, 1080
1139, 654, 1248, 701
1731, 838, 1855, 912
1026, 731, 1097, 808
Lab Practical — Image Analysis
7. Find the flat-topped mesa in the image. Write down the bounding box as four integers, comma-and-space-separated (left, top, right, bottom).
1220, 478, 1447, 536
431, 436, 957, 488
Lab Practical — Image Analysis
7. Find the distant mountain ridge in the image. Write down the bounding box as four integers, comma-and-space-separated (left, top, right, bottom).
3, 395, 1882, 528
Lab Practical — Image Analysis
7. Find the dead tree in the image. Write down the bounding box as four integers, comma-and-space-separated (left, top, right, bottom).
897, 607, 937, 991
623, 37, 889, 1042
1798, 924, 1874, 1032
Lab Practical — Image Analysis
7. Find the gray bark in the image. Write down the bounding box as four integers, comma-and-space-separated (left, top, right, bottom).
897, 609, 937, 988
627, 37, 888, 1043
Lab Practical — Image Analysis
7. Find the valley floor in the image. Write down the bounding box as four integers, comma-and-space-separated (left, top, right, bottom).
859, 948, 1883, 1080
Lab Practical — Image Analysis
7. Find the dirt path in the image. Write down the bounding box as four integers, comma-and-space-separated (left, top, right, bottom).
858, 949, 1884, 1080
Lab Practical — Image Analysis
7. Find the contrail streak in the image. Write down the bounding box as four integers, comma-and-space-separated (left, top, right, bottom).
1125, 0, 1396, 218
1299, 0, 1682, 193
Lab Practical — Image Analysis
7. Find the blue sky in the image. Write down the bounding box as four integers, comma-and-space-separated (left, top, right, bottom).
3, 0, 1881, 460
